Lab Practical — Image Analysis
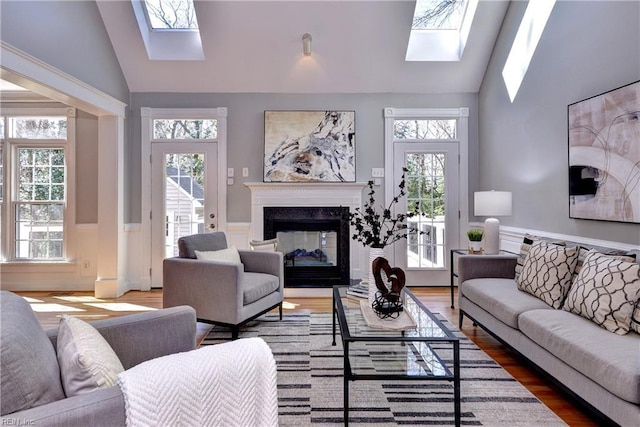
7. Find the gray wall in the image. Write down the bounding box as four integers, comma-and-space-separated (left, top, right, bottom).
76, 111, 99, 223
0, 0, 130, 103
129, 93, 478, 223
478, 0, 640, 245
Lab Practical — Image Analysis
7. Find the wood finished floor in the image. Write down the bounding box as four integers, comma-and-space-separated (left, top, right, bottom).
18, 287, 598, 426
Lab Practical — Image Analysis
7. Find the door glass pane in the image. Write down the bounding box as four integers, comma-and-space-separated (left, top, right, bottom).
406, 152, 446, 268
164, 153, 205, 257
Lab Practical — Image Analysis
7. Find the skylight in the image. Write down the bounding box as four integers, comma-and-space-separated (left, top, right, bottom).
132, 0, 204, 60
143, 0, 198, 30
406, 0, 478, 62
502, 0, 557, 102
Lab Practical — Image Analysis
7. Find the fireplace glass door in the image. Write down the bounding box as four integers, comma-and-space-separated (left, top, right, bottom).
278, 230, 337, 268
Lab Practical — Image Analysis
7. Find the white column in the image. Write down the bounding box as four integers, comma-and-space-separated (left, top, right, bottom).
95, 115, 127, 298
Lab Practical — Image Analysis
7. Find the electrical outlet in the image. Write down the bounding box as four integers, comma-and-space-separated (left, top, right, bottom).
371, 168, 384, 177
242, 167, 249, 177
227, 178, 234, 185
227, 168, 234, 177
82, 260, 90, 269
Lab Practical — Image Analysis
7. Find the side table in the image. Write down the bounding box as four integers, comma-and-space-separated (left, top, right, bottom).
449, 249, 515, 308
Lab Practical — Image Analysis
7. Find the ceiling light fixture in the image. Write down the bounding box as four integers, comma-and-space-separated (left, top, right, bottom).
302, 33, 312, 56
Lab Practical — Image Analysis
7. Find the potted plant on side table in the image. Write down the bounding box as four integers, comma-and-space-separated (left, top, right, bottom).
467, 228, 484, 253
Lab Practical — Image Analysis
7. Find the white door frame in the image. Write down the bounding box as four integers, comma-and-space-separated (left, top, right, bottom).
140, 107, 227, 290
383, 107, 469, 270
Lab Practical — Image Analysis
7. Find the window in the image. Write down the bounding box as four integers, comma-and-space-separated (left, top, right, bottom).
152, 119, 217, 140
1, 109, 75, 261
394, 119, 457, 140
132, 0, 204, 60
502, 0, 557, 102
406, 0, 479, 61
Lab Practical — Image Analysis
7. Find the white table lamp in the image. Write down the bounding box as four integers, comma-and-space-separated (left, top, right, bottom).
474, 191, 512, 255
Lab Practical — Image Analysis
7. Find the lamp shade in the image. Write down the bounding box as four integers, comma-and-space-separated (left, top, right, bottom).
474, 191, 512, 217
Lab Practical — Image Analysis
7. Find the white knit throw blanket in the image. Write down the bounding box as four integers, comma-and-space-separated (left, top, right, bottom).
116, 337, 279, 427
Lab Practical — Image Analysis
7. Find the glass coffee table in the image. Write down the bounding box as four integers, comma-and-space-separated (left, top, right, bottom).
332, 286, 461, 426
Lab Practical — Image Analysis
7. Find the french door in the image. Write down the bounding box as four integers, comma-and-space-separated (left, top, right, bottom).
150, 142, 218, 287
393, 143, 459, 286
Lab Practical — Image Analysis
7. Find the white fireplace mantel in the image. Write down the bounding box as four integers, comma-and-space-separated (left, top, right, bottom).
244, 181, 368, 281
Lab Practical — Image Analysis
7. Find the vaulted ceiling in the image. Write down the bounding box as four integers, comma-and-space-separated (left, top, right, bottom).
96, 0, 510, 94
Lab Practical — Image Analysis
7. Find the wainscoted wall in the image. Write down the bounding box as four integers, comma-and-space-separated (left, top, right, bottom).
3, 221, 636, 293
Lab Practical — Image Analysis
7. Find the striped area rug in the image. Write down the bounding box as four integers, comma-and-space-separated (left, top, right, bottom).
202, 312, 566, 426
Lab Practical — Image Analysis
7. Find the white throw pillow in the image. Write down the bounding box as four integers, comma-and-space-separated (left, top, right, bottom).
57, 315, 124, 397
516, 241, 580, 309
563, 250, 640, 335
195, 247, 242, 264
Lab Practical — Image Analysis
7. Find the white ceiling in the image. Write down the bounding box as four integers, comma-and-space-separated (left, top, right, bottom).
96, 0, 510, 94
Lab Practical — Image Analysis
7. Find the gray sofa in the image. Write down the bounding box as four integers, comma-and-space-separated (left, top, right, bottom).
0, 290, 197, 426
457, 251, 640, 426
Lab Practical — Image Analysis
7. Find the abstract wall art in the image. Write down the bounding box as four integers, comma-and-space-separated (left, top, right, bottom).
264, 110, 355, 182
568, 81, 640, 224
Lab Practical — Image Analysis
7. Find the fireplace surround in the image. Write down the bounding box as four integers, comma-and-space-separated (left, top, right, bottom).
245, 182, 367, 287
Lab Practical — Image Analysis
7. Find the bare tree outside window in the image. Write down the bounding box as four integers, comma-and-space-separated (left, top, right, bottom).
394, 119, 457, 140
412, 0, 467, 30
153, 119, 217, 139
144, 0, 198, 29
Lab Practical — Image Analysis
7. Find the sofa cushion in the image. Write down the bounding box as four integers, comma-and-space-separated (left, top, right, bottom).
243, 272, 280, 305
516, 241, 580, 309
57, 315, 125, 397
563, 250, 640, 335
460, 278, 552, 329
0, 291, 66, 415
519, 309, 640, 404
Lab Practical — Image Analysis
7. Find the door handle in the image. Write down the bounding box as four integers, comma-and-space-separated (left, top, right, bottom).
209, 223, 216, 229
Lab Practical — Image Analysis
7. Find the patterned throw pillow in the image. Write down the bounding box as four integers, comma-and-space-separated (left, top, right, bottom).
572, 247, 636, 282
514, 234, 540, 281
516, 241, 580, 309
632, 303, 640, 334
563, 250, 640, 335
514, 234, 565, 281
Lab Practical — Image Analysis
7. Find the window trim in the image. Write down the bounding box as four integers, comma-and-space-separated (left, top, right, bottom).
1, 107, 76, 263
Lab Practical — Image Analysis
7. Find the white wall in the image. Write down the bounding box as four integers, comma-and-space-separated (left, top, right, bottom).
478, 0, 640, 245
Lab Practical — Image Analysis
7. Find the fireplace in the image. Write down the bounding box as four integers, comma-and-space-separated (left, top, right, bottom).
264, 206, 350, 287
245, 181, 367, 286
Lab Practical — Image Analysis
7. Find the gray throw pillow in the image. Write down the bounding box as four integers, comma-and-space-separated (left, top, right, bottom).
0, 291, 65, 415
57, 315, 125, 397
516, 241, 580, 309
563, 250, 640, 335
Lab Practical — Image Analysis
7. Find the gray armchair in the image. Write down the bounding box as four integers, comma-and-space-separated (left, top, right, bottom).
0, 290, 197, 426
163, 232, 284, 338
